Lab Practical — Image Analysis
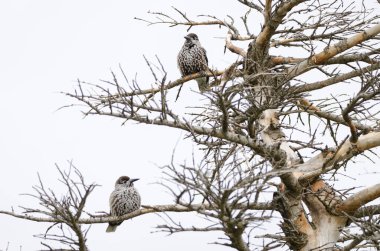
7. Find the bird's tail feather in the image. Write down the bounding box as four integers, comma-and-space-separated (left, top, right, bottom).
106, 224, 118, 233
196, 76, 209, 93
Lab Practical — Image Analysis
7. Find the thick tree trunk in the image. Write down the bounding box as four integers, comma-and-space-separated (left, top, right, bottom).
301, 180, 347, 251
258, 109, 347, 250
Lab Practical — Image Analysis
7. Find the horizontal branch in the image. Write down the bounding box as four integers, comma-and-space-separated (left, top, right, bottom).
287, 23, 380, 78
354, 204, 380, 218
0, 202, 273, 224
84, 112, 265, 155
135, 13, 224, 27
93, 70, 224, 100
271, 56, 303, 65
270, 31, 345, 47
271, 53, 377, 67
293, 62, 380, 94
325, 53, 377, 65
296, 98, 372, 131
156, 225, 223, 233
297, 132, 380, 180
337, 183, 380, 214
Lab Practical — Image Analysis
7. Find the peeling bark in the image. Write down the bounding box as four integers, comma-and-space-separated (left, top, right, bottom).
302, 181, 347, 251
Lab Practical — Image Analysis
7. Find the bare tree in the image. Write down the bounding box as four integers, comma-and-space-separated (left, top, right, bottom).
1, 163, 96, 251
2, 0, 380, 250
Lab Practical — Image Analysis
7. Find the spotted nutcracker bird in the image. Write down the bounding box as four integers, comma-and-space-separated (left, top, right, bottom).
177, 33, 209, 92
106, 176, 141, 232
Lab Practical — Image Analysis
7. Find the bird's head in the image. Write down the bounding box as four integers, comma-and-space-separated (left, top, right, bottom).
184, 33, 200, 44
115, 176, 139, 188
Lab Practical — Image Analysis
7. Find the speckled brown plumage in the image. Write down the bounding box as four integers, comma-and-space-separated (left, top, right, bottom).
177, 33, 209, 92
106, 176, 141, 232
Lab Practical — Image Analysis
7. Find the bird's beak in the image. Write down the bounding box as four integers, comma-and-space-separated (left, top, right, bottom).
184, 35, 190, 41
130, 178, 139, 183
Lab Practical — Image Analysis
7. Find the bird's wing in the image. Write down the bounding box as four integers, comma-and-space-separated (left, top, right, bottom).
201, 47, 208, 65
177, 48, 186, 76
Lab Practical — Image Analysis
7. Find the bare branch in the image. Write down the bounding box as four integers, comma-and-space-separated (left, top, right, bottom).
287, 24, 380, 78
337, 183, 380, 214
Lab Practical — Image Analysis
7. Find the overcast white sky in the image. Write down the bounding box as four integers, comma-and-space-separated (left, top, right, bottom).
0, 1, 249, 250
1, 1, 380, 251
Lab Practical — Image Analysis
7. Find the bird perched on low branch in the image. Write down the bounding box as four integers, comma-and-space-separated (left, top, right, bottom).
106, 176, 141, 232
177, 33, 209, 94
